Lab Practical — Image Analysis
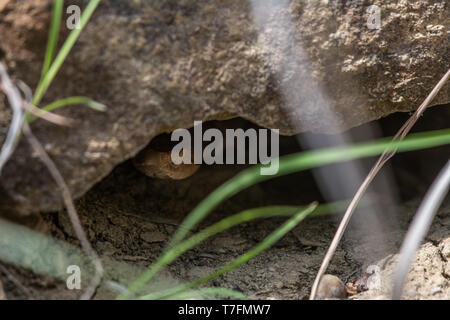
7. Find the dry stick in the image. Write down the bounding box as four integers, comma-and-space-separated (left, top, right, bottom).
0, 71, 71, 174
0, 66, 71, 169
0, 62, 25, 174
310, 68, 450, 300
25, 100, 73, 126
0, 63, 103, 300
0, 64, 26, 299
18, 81, 73, 126
21, 122, 104, 300
19, 106, 103, 301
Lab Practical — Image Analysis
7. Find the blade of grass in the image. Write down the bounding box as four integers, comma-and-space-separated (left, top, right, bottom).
39, 0, 64, 82
168, 287, 249, 300
26, 96, 106, 123
122, 201, 341, 298
32, 0, 100, 106
166, 128, 450, 250
140, 203, 318, 300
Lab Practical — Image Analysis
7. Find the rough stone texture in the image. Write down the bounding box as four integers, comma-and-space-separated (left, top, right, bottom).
353, 236, 450, 300
0, 0, 449, 214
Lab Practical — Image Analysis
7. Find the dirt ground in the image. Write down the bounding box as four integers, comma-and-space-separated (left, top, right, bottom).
0, 112, 449, 300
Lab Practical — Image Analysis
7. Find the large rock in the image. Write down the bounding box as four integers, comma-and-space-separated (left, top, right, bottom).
0, 0, 448, 214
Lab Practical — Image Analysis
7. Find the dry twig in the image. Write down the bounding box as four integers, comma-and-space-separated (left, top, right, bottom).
0, 62, 103, 300
21, 121, 104, 299
0, 62, 25, 174
18, 81, 73, 126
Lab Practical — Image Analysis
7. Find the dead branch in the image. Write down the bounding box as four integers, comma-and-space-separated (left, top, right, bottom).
0, 62, 25, 174
0, 62, 103, 300
21, 120, 104, 299
18, 81, 73, 126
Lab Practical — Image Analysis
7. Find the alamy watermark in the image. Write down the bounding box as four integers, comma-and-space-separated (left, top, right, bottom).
66, 5, 81, 30
171, 121, 280, 175
366, 5, 381, 30
66, 265, 81, 290
365, 265, 381, 290
341, 2, 382, 30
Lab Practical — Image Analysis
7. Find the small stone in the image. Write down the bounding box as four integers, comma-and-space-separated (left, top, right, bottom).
316, 274, 347, 300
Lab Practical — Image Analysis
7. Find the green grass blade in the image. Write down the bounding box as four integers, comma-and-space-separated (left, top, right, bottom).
168, 287, 249, 300
26, 96, 106, 123
166, 128, 450, 249
32, 0, 100, 106
140, 203, 318, 300
120, 201, 341, 298
39, 0, 64, 82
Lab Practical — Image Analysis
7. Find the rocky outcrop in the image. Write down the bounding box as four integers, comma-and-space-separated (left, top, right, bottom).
0, 0, 448, 214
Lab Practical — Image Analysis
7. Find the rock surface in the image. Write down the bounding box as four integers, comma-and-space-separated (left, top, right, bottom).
352, 236, 450, 300
0, 0, 449, 214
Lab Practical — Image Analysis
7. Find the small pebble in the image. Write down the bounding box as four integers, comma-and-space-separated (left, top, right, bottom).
316, 274, 347, 300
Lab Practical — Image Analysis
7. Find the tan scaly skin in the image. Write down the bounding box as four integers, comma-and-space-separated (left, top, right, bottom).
133, 147, 200, 180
